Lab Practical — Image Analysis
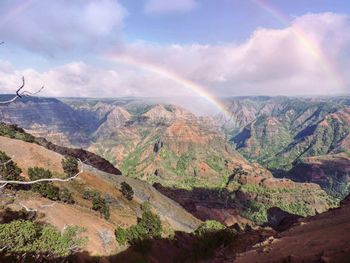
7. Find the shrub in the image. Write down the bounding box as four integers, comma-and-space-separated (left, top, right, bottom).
138, 202, 162, 238
191, 220, 237, 260
28, 167, 60, 201
59, 188, 75, 204
194, 220, 225, 236
34, 225, 86, 256
92, 195, 110, 220
241, 200, 268, 225
0, 151, 23, 187
61, 156, 79, 177
0, 123, 35, 143
120, 181, 134, 201
0, 220, 86, 257
83, 189, 100, 200
115, 202, 162, 247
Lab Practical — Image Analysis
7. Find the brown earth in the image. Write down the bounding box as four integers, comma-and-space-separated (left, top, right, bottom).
0, 136, 201, 256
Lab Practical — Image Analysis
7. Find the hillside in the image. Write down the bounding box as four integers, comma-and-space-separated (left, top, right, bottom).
0, 97, 347, 262
0, 95, 98, 146
205, 194, 350, 263
0, 98, 337, 225
287, 153, 350, 199
221, 96, 350, 198
0, 135, 201, 257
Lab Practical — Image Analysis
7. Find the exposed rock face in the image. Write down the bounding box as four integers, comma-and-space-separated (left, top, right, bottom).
0, 96, 98, 146
287, 153, 350, 199
81, 101, 251, 189
231, 194, 350, 263
222, 97, 350, 171
219, 96, 350, 199
0, 97, 339, 225
266, 207, 303, 231
155, 166, 331, 226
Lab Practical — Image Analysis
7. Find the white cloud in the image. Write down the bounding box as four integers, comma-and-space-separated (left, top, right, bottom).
144, 0, 198, 14
0, 61, 193, 98
1, 12, 349, 99
0, 0, 127, 55
110, 12, 350, 95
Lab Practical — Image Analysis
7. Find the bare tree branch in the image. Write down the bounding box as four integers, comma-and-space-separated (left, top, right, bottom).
0, 76, 44, 105
18, 201, 57, 213
0, 159, 83, 185
0, 155, 15, 166
19, 202, 37, 212
97, 229, 114, 251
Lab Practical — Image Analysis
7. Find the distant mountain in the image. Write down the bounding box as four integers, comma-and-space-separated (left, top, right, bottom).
0, 98, 334, 226
88, 103, 247, 189
221, 96, 350, 198
0, 95, 98, 146
287, 153, 350, 199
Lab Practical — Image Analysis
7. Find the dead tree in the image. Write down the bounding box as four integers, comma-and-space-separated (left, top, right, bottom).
97, 229, 114, 251
0, 76, 44, 104
0, 42, 44, 104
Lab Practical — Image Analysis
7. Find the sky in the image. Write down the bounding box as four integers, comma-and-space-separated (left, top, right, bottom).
0, 0, 350, 99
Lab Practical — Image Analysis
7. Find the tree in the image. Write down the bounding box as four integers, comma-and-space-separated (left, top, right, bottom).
190, 220, 237, 261
0, 151, 23, 190
115, 202, 162, 247
59, 187, 75, 204
83, 188, 100, 200
0, 220, 86, 257
0, 151, 22, 182
61, 156, 79, 177
0, 76, 44, 105
120, 181, 134, 201
92, 195, 110, 220
28, 167, 60, 201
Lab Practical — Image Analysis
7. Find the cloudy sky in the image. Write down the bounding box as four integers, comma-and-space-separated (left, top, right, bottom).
0, 0, 350, 98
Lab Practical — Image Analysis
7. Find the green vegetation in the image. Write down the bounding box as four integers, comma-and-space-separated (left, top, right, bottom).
115, 202, 162, 247
194, 220, 225, 236
92, 195, 110, 220
28, 167, 60, 201
83, 188, 100, 200
176, 153, 192, 175
0, 123, 35, 143
84, 188, 110, 219
59, 187, 75, 204
241, 201, 268, 225
120, 181, 134, 201
61, 156, 79, 177
187, 220, 237, 261
0, 220, 85, 257
27, 167, 75, 203
236, 182, 328, 223
0, 151, 23, 187
205, 155, 225, 173
120, 136, 160, 177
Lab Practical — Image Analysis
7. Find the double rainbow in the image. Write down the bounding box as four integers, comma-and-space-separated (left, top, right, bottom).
1, 0, 346, 119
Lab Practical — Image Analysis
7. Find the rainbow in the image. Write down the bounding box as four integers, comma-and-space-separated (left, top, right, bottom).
106, 53, 235, 119
3, 0, 345, 119
107, 1, 346, 118
0, 0, 35, 28
252, 0, 346, 90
